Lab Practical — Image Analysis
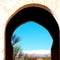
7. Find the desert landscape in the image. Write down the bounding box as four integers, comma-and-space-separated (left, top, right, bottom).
14, 50, 51, 60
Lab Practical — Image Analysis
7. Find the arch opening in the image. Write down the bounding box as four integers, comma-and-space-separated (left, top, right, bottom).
5, 4, 59, 60
11, 21, 53, 60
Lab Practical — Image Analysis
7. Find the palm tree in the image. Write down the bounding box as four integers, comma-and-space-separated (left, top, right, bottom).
11, 35, 20, 45
11, 35, 22, 59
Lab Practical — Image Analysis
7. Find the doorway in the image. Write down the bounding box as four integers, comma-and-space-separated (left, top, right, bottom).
5, 4, 59, 60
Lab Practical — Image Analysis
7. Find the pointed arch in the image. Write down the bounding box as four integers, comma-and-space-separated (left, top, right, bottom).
5, 4, 59, 60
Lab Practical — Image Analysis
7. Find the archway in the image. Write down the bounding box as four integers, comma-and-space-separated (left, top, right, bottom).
5, 4, 59, 60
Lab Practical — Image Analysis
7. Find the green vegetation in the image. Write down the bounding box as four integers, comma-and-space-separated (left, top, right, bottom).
13, 46, 20, 57
11, 35, 22, 60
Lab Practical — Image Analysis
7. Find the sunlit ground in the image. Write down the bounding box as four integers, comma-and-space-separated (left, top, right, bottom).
15, 57, 51, 60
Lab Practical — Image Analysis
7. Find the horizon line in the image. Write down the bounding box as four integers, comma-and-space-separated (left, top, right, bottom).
22, 50, 51, 54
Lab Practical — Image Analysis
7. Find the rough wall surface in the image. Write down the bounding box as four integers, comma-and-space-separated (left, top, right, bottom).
0, 0, 60, 60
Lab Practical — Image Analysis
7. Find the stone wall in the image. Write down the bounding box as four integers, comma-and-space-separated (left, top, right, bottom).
0, 0, 60, 60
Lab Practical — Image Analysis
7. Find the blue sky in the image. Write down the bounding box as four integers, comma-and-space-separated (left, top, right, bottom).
11, 21, 53, 51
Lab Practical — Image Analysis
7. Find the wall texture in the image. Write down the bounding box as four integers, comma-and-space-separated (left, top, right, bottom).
0, 0, 60, 60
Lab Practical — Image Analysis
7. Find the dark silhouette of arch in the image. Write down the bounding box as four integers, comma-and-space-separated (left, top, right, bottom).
5, 4, 59, 60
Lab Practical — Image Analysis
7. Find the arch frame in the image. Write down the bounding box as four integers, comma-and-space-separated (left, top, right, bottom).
5, 4, 59, 60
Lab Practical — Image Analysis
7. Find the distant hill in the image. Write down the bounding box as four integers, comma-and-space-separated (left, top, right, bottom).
26, 54, 51, 58
16, 50, 51, 57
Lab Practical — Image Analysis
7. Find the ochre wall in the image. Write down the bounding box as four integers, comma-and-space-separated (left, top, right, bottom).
0, 0, 60, 60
